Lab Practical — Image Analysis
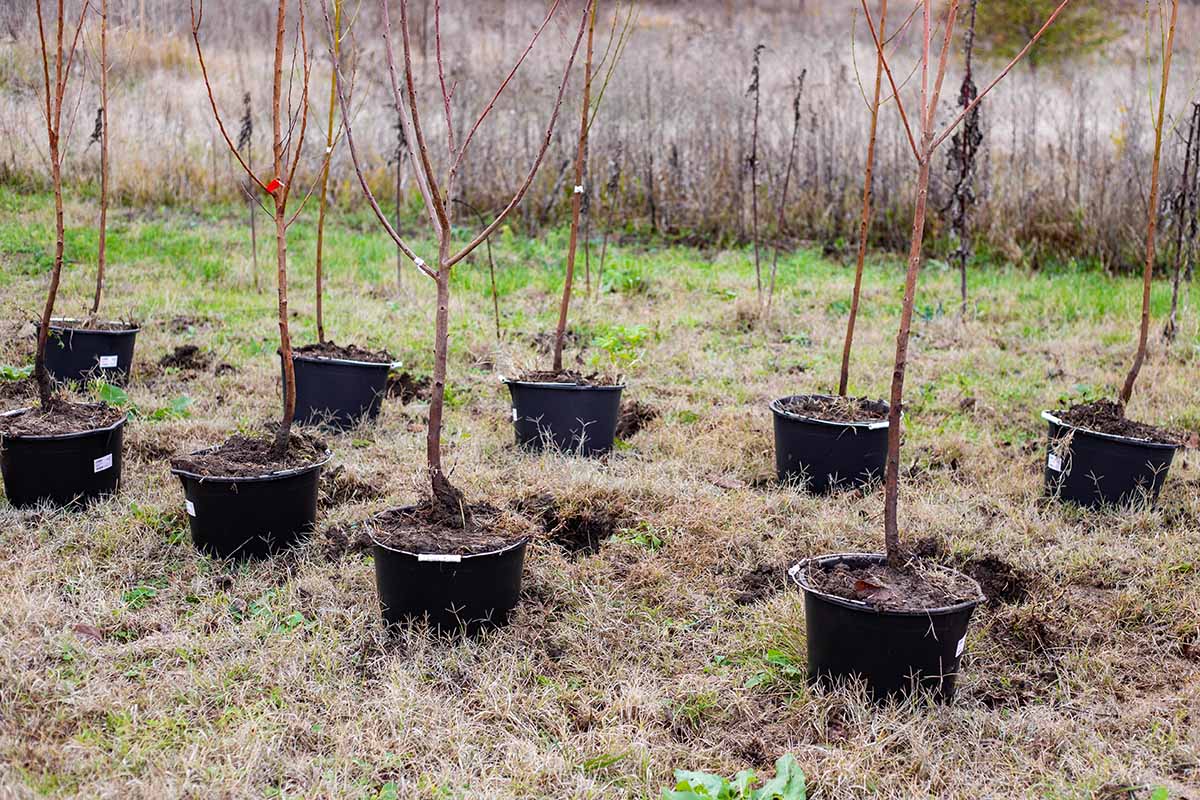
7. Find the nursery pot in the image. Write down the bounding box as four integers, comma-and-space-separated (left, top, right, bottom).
790, 553, 983, 703
288, 353, 394, 430
770, 395, 889, 491
504, 378, 624, 456
1041, 411, 1180, 509
171, 449, 330, 560
0, 409, 125, 508
41, 319, 139, 385
372, 516, 529, 636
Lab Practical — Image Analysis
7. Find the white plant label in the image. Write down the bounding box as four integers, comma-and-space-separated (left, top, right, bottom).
955, 635, 966, 658
98, 355, 119, 368
93, 453, 113, 473
185, 500, 196, 517
1047, 453, 1064, 472
418, 553, 462, 563
511, 408, 518, 422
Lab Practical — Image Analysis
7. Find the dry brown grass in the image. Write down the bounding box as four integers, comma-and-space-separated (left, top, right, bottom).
0, 187, 1198, 797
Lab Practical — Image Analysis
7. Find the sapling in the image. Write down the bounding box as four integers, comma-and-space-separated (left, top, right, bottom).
327, 0, 592, 510
191, 0, 317, 457
87, 0, 110, 322
31, 0, 90, 409
1164, 102, 1200, 342
1119, 0, 1178, 405
945, 0, 982, 318
313, 0, 342, 345
861, 0, 1074, 567
236, 92, 260, 293
746, 44, 765, 308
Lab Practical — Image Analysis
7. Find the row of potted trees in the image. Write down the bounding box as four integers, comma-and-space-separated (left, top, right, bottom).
3, 0, 1188, 703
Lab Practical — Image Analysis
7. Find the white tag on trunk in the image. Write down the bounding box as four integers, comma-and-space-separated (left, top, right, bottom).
98, 355, 119, 368
955, 635, 966, 658
417, 553, 462, 563
511, 407, 518, 422
186, 500, 196, 517
93, 453, 113, 472
1047, 453, 1064, 472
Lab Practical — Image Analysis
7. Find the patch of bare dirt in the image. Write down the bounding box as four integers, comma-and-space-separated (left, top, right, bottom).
319, 465, 384, 509
733, 563, 788, 605
516, 493, 622, 558
386, 371, 431, 404
158, 344, 213, 371
775, 395, 888, 423
616, 400, 659, 439
911, 538, 1033, 607
1056, 400, 1183, 445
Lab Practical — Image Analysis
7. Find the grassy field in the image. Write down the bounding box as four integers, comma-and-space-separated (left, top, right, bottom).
1, 187, 1198, 799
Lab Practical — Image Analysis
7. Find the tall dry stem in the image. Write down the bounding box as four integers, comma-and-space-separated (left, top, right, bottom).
89, 0, 110, 319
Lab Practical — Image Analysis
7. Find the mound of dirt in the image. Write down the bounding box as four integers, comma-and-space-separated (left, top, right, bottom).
616, 400, 659, 439
775, 395, 888, 423
1055, 400, 1183, 445
158, 344, 213, 371
911, 537, 1033, 607
386, 371, 431, 404
368, 502, 530, 556
516, 492, 621, 558
319, 465, 384, 509
733, 563, 788, 605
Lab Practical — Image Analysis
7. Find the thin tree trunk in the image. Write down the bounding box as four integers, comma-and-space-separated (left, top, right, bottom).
883, 155, 931, 568
428, 243, 459, 508
1165, 103, 1199, 341
838, 0, 886, 397
552, 0, 596, 373
314, 0, 341, 344
1119, 0, 1177, 408
271, 0, 296, 457
90, 0, 109, 318
748, 45, 764, 306
395, 145, 404, 293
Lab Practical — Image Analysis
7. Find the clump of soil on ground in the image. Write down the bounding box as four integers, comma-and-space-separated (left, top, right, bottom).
295, 341, 394, 364
530, 329, 582, 355
912, 537, 1032, 606
320, 522, 375, 559
319, 465, 384, 509
806, 558, 982, 613
513, 369, 621, 387
776, 395, 888, 423
0, 378, 36, 405
386, 371, 431, 403
734, 563, 788, 605
158, 344, 213, 371
368, 501, 531, 555
616, 400, 659, 439
516, 493, 622, 558
1056, 400, 1183, 445
166, 314, 215, 333
0, 401, 124, 437
170, 430, 327, 478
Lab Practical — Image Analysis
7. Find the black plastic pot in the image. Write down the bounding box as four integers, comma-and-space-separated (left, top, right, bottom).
171, 449, 330, 560
1041, 411, 1180, 509
0, 408, 125, 508
790, 553, 983, 703
372, 515, 529, 636
770, 395, 889, 491
41, 319, 139, 385
504, 378, 624, 456
288, 353, 395, 430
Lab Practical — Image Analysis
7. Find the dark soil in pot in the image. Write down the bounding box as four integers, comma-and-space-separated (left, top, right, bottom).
170, 431, 330, 560
791, 553, 984, 702
505, 371, 624, 456
289, 342, 396, 430
1043, 400, 1184, 509
41, 318, 139, 385
369, 502, 532, 635
1, 402, 126, 508
770, 394, 889, 492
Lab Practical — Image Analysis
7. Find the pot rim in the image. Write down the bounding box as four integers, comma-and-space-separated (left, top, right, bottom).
0, 406, 127, 441
169, 445, 332, 482
770, 394, 891, 430
789, 552, 984, 616
367, 505, 531, 561
43, 317, 141, 335
1041, 410, 1182, 450
291, 352, 402, 370
500, 374, 626, 391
